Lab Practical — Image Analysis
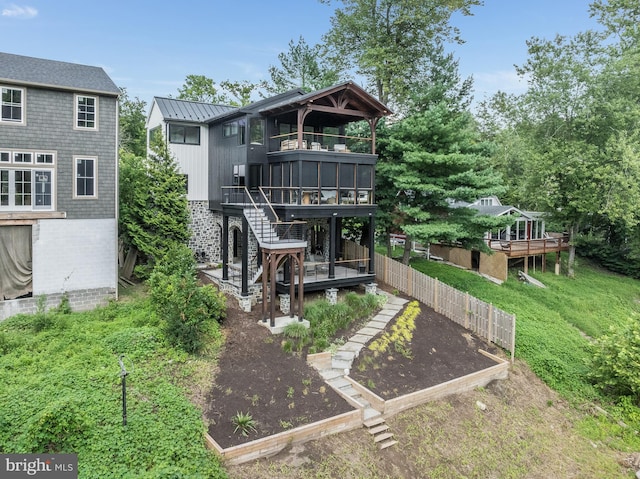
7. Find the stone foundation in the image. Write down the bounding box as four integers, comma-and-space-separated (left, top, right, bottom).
188, 201, 223, 263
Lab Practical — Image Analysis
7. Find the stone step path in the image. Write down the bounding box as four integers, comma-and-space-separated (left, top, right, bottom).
318, 289, 408, 450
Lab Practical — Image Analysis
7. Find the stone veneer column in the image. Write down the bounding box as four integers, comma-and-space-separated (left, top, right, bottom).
279, 294, 290, 314
325, 288, 339, 305
365, 283, 378, 295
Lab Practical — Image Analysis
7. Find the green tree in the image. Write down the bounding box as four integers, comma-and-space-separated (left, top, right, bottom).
320, 0, 480, 107
118, 88, 147, 157
177, 74, 231, 103
149, 243, 225, 354
266, 36, 340, 94
378, 103, 506, 264
119, 139, 190, 277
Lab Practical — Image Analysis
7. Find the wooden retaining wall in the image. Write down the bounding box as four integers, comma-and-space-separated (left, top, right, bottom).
345, 350, 508, 417
206, 409, 362, 466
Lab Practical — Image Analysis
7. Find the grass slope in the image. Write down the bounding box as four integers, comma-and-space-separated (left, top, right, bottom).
409, 253, 640, 451
0, 288, 227, 479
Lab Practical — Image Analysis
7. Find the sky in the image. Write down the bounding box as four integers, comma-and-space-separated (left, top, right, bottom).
0, 1, 603, 111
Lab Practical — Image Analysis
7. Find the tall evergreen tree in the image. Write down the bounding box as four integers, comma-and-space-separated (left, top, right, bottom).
119, 139, 190, 277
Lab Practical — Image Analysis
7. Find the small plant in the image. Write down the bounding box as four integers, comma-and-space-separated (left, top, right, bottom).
231, 411, 257, 437
367, 379, 376, 390
302, 377, 312, 387
286, 386, 295, 398
248, 394, 260, 407
279, 420, 293, 429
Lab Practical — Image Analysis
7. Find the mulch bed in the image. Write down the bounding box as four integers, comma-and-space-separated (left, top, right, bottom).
350, 302, 499, 399
201, 277, 502, 448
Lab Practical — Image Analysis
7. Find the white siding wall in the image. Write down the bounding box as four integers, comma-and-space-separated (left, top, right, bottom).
146, 101, 209, 202
170, 133, 209, 201
32, 218, 117, 295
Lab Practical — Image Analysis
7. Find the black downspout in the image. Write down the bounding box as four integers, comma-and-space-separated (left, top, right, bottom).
368, 215, 376, 274
329, 215, 336, 279
241, 215, 249, 296
222, 214, 229, 281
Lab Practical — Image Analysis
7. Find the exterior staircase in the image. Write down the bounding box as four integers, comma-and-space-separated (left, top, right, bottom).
364, 415, 398, 450
243, 208, 280, 246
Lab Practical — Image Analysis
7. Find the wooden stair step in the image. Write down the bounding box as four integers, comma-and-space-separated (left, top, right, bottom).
363, 416, 385, 428
373, 432, 394, 443
378, 439, 398, 450
367, 424, 389, 435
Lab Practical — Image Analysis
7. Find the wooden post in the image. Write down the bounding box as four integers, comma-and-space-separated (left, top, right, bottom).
555, 251, 561, 275
408, 263, 412, 297
524, 256, 528, 274
510, 314, 516, 364
464, 292, 470, 329
434, 279, 439, 313
488, 303, 494, 342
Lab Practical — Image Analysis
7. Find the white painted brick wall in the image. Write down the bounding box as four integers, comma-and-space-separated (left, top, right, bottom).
32, 218, 117, 295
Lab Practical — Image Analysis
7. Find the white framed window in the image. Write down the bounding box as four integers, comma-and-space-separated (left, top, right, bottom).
35, 152, 55, 164
74, 156, 97, 198
1, 86, 25, 124
0, 149, 56, 211
13, 152, 33, 164
0, 169, 54, 211
75, 94, 97, 129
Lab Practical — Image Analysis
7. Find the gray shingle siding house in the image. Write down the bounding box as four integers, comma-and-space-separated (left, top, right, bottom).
0, 52, 120, 320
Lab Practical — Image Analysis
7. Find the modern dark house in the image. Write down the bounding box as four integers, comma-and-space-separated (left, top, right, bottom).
147, 81, 390, 323
0, 52, 120, 320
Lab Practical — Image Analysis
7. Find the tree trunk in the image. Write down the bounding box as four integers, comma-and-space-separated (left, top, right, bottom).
402, 234, 412, 265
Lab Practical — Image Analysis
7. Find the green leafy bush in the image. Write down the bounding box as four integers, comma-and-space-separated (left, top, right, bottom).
588, 318, 640, 402
149, 243, 226, 353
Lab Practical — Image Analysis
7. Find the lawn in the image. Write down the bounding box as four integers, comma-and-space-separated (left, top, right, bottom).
0, 286, 227, 479
407, 251, 640, 452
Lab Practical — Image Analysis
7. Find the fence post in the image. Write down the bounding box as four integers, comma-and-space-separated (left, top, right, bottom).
408, 263, 413, 297
510, 314, 516, 364
464, 292, 469, 329
488, 303, 494, 343
434, 279, 439, 313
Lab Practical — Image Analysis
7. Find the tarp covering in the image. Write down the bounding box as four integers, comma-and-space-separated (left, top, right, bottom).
0, 226, 32, 300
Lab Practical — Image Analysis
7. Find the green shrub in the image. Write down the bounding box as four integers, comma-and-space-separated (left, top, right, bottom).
231, 411, 257, 436
282, 322, 310, 352
588, 318, 640, 402
149, 243, 226, 354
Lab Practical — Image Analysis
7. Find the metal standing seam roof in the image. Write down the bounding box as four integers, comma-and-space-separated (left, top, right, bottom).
154, 97, 236, 123
470, 204, 530, 218
0, 51, 120, 96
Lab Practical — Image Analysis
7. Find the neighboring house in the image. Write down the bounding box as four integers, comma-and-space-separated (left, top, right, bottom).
147, 81, 390, 322
0, 52, 120, 320
432, 196, 569, 281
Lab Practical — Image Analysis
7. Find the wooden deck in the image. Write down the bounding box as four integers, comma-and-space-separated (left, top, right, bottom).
486, 236, 569, 258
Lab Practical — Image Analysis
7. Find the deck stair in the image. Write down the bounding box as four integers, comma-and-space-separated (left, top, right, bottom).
244, 208, 280, 245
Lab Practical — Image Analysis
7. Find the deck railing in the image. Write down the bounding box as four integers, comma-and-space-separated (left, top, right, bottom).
271, 132, 373, 154
486, 234, 570, 255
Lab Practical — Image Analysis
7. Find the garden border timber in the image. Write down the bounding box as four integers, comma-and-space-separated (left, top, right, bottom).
206, 351, 508, 465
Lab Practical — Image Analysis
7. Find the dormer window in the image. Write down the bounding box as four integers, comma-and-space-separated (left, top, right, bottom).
1, 86, 24, 124
75, 94, 97, 129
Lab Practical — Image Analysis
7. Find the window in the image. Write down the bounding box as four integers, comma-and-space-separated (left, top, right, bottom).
0, 149, 56, 211
169, 124, 200, 145
238, 119, 246, 145
1, 87, 24, 124
233, 165, 245, 186
223, 121, 238, 137
0, 169, 54, 210
13, 152, 32, 164
480, 197, 493, 206
36, 153, 54, 164
74, 157, 96, 198
34, 170, 52, 208
249, 118, 264, 145
149, 125, 162, 146
75, 95, 97, 129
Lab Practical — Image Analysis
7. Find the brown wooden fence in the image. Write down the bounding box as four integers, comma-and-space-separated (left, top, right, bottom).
343, 241, 516, 360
